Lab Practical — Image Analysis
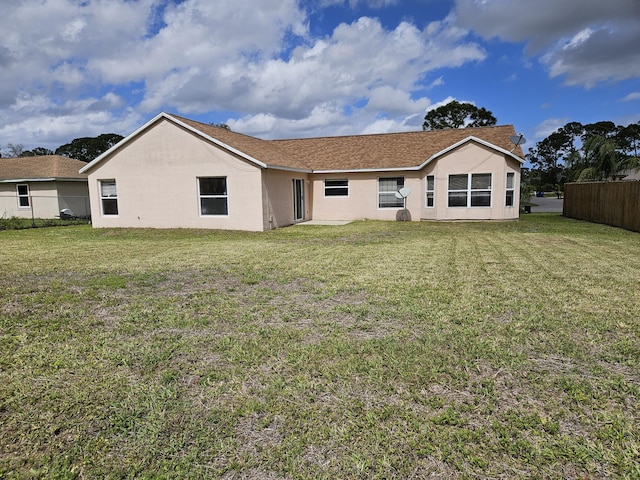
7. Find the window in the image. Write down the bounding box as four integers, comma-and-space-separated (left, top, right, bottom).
448, 173, 492, 207
17, 184, 30, 208
378, 177, 404, 208
100, 180, 118, 215
199, 177, 228, 215
425, 175, 435, 208
324, 179, 349, 197
505, 172, 515, 207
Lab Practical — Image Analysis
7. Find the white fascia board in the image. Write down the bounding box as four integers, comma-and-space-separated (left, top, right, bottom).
0, 178, 56, 183
264, 164, 312, 173
313, 166, 419, 174
79, 112, 168, 174
417, 136, 524, 170
80, 112, 270, 174
166, 114, 268, 169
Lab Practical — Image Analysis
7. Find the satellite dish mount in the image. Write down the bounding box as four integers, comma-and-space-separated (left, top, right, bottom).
395, 186, 412, 222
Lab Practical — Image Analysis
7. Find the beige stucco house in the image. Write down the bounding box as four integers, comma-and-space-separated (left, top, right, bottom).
80, 113, 524, 231
0, 155, 89, 219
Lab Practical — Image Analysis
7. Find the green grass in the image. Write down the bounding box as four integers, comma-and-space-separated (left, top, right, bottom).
1, 215, 639, 479
0, 217, 88, 231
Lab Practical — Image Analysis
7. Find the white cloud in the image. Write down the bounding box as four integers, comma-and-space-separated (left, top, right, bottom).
319, 0, 400, 8
0, 0, 488, 147
454, 0, 640, 87
532, 117, 570, 141
622, 92, 640, 102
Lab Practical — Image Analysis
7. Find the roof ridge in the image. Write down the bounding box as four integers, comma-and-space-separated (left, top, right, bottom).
270, 124, 515, 143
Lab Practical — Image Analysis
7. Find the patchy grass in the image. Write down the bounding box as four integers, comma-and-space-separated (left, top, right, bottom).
1, 215, 639, 479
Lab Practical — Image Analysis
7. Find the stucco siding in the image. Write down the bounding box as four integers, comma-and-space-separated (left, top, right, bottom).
87, 119, 265, 231
56, 181, 91, 218
262, 170, 311, 230
311, 172, 422, 221
421, 143, 520, 221
0, 182, 61, 219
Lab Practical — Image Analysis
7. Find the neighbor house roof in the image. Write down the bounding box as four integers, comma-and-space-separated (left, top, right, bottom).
0, 155, 88, 182
81, 112, 524, 174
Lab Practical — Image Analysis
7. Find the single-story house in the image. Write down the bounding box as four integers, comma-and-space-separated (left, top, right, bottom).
0, 155, 90, 219
80, 113, 524, 231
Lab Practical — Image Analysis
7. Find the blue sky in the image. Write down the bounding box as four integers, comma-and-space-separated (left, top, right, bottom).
1, 0, 639, 158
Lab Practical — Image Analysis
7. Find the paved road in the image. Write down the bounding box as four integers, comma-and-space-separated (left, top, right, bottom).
529, 196, 564, 213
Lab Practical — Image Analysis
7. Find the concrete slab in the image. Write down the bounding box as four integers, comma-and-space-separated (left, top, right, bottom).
296, 220, 353, 226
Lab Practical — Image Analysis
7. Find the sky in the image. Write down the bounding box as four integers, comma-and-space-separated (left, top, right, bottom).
1, 0, 639, 158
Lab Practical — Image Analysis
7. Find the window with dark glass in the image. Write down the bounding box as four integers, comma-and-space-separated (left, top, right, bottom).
505, 172, 515, 207
448, 173, 492, 207
425, 175, 435, 207
324, 179, 349, 196
17, 184, 30, 208
100, 180, 118, 215
199, 177, 228, 215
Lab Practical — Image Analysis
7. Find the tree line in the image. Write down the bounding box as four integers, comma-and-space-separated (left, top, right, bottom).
526, 121, 640, 189
1, 133, 124, 163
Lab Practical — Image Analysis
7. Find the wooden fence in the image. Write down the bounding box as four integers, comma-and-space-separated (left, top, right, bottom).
563, 181, 640, 233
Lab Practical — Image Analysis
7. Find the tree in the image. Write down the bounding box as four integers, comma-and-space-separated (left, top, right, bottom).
4, 143, 25, 157
423, 100, 497, 130
526, 122, 585, 188
616, 121, 640, 160
20, 147, 54, 157
55, 133, 124, 162
566, 135, 620, 181
209, 123, 231, 130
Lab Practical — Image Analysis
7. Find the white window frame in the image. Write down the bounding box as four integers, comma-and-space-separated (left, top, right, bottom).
447, 173, 492, 208
99, 180, 118, 216
16, 184, 30, 209
378, 177, 405, 209
505, 172, 515, 207
324, 178, 349, 197
198, 177, 228, 216
425, 175, 435, 208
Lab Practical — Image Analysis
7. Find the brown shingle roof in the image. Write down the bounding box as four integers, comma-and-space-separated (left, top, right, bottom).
273, 125, 523, 171
170, 115, 313, 170
171, 114, 523, 172
0, 155, 88, 181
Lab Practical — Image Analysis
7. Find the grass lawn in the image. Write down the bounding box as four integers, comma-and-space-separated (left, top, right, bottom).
1, 215, 639, 479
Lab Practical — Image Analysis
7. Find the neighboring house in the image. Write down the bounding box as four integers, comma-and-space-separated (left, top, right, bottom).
80, 113, 524, 231
0, 155, 90, 219
620, 168, 640, 181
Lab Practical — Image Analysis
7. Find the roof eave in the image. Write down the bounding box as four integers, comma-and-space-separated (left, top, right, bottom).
313, 166, 419, 174
0, 177, 87, 183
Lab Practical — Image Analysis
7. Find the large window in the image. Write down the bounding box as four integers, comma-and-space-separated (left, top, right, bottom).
17, 184, 30, 208
448, 173, 492, 207
99, 180, 118, 215
199, 177, 228, 215
378, 177, 404, 208
324, 179, 349, 197
425, 175, 435, 208
505, 172, 515, 207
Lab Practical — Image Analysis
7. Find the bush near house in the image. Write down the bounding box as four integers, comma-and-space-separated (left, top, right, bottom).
1, 217, 639, 479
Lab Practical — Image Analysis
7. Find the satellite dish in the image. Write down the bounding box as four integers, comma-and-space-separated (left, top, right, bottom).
395, 186, 412, 199
510, 134, 526, 146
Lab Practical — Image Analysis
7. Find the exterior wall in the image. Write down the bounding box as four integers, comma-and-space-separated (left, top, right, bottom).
0, 181, 69, 219
262, 169, 312, 230
420, 143, 520, 221
310, 172, 422, 221
86, 119, 265, 231
56, 181, 91, 218
310, 143, 520, 222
